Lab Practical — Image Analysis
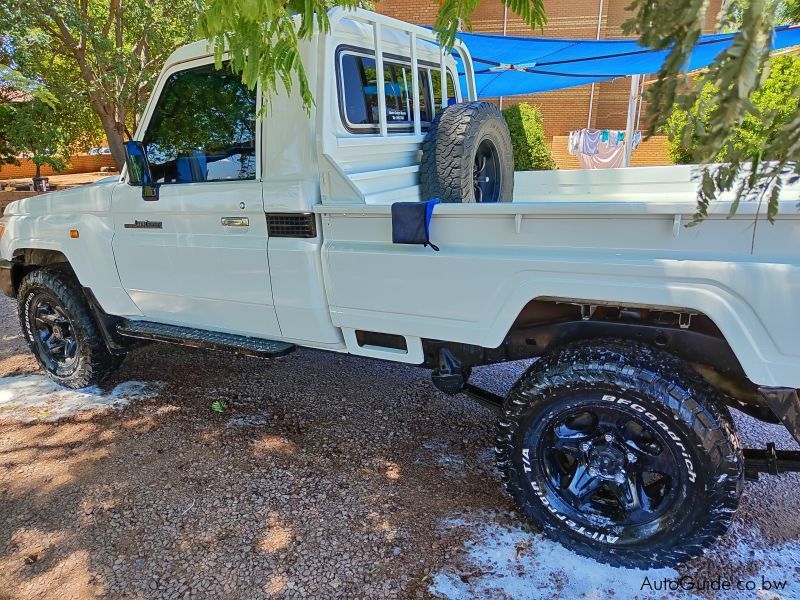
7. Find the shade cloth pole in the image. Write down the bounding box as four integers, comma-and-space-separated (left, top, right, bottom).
624, 74, 641, 167
499, 4, 509, 110
586, 0, 605, 128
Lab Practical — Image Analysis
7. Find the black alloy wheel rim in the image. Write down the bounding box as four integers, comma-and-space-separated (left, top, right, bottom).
530, 397, 685, 544
29, 293, 79, 373
473, 138, 501, 202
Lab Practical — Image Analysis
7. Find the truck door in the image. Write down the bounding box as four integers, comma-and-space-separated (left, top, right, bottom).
111, 60, 281, 339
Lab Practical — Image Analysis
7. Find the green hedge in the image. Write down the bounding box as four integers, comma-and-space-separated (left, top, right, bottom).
664, 55, 800, 164
501, 103, 556, 171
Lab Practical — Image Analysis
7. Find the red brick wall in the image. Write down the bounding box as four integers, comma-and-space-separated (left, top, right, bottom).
0, 154, 117, 180
500, 90, 594, 140
376, 0, 723, 152
0, 191, 45, 215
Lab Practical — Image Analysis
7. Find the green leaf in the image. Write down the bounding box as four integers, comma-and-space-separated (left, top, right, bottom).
653, 0, 797, 223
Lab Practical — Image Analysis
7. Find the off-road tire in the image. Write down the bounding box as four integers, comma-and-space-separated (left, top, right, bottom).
18, 267, 121, 388
496, 339, 743, 568
420, 101, 514, 203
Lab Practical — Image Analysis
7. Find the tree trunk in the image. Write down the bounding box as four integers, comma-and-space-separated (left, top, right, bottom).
34, 161, 41, 178
97, 109, 127, 170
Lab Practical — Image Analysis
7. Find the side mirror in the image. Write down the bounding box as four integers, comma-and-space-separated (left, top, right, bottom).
123, 140, 159, 200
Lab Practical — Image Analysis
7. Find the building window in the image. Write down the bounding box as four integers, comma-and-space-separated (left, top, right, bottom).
143, 63, 256, 184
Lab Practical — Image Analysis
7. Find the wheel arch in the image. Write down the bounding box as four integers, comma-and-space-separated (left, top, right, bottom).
423, 291, 782, 420
11, 249, 131, 356
500, 297, 779, 421
479, 278, 790, 389
8, 248, 72, 297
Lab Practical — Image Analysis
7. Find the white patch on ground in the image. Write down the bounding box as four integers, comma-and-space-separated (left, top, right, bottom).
430, 518, 800, 599
477, 448, 496, 466
708, 540, 800, 598
423, 441, 448, 451
226, 413, 271, 427
416, 441, 465, 468
436, 454, 464, 467
0, 375, 164, 421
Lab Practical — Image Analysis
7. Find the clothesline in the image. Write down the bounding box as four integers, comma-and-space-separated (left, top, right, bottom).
568, 129, 642, 153
568, 128, 642, 169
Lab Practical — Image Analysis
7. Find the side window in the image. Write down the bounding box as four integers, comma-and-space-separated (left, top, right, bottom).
341, 54, 376, 125
143, 64, 256, 184
339, 51, 431, 132
417, 70, 431, 122
430, 69, 458, 113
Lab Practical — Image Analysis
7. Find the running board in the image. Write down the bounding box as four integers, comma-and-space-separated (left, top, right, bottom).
743, 443, 800, 481
464, 383, 505, 414
117, 320, 296, 359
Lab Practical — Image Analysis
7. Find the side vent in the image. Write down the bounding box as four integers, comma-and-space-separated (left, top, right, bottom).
266, 213, 317, 238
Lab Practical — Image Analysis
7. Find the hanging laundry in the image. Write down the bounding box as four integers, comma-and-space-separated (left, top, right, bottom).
568, 130, 581, 155
577, 143, 626, 169
569, 128, 642, 169
581, 130, 601, 156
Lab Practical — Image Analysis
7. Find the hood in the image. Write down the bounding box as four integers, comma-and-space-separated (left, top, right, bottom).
3, 177, 119, 217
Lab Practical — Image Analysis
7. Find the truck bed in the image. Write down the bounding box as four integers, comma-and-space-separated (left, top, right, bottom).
317, 164, 800, 388
512, 164, 800, 206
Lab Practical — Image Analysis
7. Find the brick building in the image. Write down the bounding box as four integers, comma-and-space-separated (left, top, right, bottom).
375, 0, 723, 167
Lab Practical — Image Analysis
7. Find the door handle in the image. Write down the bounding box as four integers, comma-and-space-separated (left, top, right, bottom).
221, 217, 249, 227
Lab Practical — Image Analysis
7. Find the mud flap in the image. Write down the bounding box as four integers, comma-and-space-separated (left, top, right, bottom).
760, 387, 800, 445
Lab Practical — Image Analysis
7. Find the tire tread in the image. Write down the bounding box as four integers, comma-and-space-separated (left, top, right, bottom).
18, 267, 121, 388
495, 338, 743, 568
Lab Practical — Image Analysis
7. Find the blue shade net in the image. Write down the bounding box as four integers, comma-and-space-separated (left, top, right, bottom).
443, 25, 800, 98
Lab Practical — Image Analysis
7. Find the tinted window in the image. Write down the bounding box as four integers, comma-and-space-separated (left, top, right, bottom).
143, 64, 256, 184
340, 53, 430, 131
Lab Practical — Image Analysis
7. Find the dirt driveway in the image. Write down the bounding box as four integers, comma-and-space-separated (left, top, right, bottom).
1, 295, 798, 599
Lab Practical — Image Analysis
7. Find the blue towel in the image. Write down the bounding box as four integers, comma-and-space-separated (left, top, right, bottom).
391, 198, 440, 251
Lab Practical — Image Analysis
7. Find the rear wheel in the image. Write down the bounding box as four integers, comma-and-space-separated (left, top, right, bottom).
496, 339, 743, 568
18, 267, 121, 388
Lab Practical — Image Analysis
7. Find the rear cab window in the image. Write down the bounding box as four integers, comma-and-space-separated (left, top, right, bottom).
337, 47, 458, 134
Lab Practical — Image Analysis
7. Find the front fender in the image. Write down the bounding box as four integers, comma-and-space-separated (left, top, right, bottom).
1, 212, 141, 318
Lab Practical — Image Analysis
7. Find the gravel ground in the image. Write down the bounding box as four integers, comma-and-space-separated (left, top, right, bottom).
0, 294, 798, 599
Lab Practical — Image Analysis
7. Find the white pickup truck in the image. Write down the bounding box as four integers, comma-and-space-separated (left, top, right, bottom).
1, 7, 798, 568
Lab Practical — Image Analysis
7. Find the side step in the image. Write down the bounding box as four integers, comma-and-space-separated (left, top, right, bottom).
743, 443, 800, 481
117, 320, 296, 359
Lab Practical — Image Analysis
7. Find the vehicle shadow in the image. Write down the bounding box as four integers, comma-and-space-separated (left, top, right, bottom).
1, 293, 798, 598
0, 328, 515, 598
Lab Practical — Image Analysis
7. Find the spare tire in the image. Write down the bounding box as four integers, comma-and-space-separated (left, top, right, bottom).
420, 101, 514, 203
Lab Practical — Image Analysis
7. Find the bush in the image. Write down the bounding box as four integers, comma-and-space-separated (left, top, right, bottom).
502, 103, 556, 170
664, 55, 800, 164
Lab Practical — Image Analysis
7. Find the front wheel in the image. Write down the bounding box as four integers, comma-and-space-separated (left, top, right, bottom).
496, 339, 743, 568
18, 267, 122, 388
